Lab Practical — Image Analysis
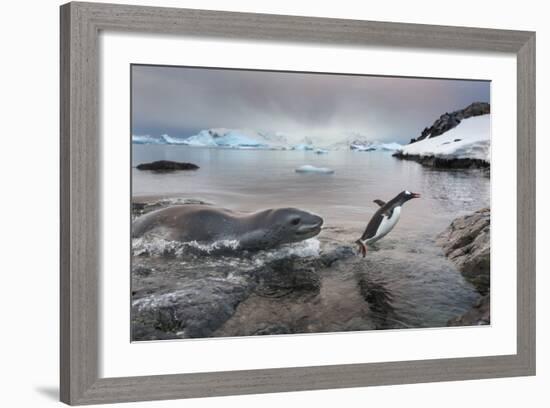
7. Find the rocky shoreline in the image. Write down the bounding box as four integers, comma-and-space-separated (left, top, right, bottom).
392, 152, 490, 170
131, 245, 357, 340
437, 208, 490, 326
393, 101, 490, 169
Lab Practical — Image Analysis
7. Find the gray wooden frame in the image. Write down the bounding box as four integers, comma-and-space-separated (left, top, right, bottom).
60, 1, 536, 405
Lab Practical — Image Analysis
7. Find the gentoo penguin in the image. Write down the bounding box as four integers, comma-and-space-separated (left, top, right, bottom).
355, 190, 420, 257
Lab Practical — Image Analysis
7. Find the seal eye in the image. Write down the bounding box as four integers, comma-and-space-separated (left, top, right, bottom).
291, 217, 301, 226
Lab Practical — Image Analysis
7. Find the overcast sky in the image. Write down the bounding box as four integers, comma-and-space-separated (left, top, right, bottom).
132, 65, 490, 144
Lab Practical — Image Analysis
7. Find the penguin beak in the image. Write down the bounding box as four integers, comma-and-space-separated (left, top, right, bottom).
411, 192, 421, 198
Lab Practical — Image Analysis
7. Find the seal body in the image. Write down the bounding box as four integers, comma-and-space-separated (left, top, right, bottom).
132, 205, 323, 250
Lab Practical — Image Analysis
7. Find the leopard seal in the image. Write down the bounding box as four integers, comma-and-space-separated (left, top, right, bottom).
132, 205, 323, 250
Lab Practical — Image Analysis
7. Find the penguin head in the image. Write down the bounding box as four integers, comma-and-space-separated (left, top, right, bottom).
399, 190, 421, 202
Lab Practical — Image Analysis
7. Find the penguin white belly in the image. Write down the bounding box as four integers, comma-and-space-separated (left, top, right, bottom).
368, 206, 401, 243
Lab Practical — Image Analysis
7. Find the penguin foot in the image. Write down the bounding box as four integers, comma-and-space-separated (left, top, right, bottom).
355, 240, 367, 258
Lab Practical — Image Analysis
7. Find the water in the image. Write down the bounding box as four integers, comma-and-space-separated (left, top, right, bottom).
131, 145, 489, 339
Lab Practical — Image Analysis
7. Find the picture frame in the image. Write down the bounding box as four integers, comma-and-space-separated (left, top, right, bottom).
60, 1, 536, 405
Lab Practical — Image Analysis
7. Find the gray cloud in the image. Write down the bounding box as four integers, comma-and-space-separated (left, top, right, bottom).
132, 65, 490, 144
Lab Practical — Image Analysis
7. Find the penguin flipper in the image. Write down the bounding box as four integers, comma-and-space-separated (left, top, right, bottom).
373, 199, 386, 207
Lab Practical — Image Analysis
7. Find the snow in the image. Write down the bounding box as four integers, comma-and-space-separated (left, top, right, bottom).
397, 115, 490, 162
378, 142, 403, 151
295, 165, 335, 174
350, 141, 402, 152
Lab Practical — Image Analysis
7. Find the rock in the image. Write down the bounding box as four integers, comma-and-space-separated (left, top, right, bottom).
319, 245, 356, 267
439, 209, 491, 327
412, 102, 490, 143
392, 153, 490, 169
437, 208, 490, 295
132, 278, 253, 340
136, 160, 199, 171
448, 294, 490, 326
254, 257, 321, 298
251, 324, 292, 335
357, 276, 394, 315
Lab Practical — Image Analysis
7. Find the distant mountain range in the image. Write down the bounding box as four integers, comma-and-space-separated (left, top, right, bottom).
132, 128, 402, 152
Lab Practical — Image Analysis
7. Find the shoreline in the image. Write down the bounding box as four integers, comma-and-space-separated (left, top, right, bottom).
392, 151, 490, 170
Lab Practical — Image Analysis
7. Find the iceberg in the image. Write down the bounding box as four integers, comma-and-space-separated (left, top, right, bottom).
292, 143, 315, 151
295, 165, 335, 174
160, 134, 188, 145
182, 128, 276, 149
132, 134, 166, 145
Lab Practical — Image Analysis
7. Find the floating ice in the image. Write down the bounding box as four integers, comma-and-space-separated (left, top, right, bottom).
295, 165, 335, 174
292, 143, 315, 151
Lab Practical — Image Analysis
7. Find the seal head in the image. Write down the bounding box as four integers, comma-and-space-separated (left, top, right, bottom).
240, 208, 323, 249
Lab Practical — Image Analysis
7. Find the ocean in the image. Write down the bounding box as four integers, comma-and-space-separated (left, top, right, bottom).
131, 144, 490, 339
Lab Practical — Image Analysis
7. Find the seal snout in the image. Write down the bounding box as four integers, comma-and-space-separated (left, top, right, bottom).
296, 214, 324, 236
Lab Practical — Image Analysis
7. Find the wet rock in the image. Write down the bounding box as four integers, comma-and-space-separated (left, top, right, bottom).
132, 278, 253, 340
136, 160, 199, 172
131, 245, 367, 340
440, 209, 491, 327
132, 265, 152, 277
319, 245, 356, 267
255, 258, 321, 297
358, 276, 394, 315
392, 153, 490, 169
437, 208, 490, 295
251, 323, 292, 335
448, 294, 490, 326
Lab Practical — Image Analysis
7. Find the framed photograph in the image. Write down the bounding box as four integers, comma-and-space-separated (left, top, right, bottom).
60, 2, 535, 405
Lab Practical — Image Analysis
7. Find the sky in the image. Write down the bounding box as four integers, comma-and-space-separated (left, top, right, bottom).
132, 64, 490, 144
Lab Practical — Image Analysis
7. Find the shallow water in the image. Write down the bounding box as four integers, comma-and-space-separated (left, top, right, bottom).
131, 145, 490, 339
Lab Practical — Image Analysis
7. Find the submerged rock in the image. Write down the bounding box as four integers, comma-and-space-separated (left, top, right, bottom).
448, 294, 490, 326
254, 257, 321, 298
136, 160, 199, 172
437, 208, 490, 295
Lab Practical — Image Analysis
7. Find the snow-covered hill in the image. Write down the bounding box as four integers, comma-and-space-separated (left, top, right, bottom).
396, 115, 490, 163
